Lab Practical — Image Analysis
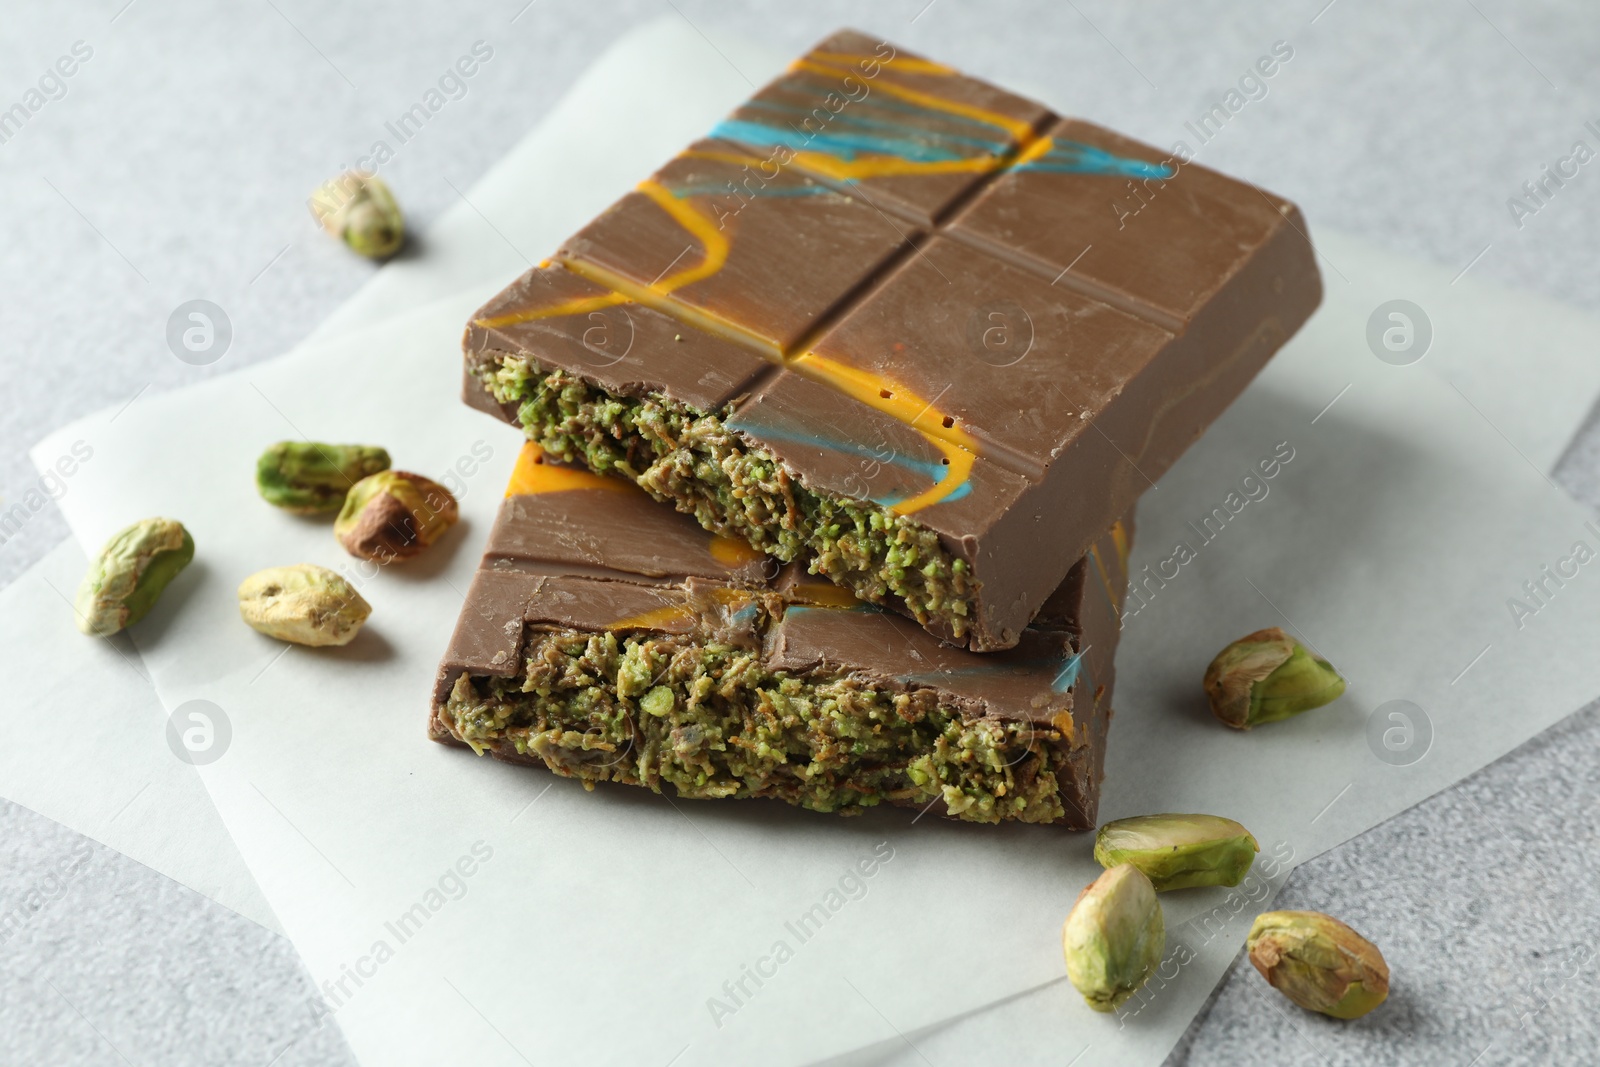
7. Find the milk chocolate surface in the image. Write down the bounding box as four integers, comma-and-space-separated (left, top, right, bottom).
463, 28, 1319, 651
431, 445, 1133, 829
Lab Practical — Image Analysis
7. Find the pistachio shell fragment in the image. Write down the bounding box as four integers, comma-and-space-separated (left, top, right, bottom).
334, 470, 459, 562
1247, 910, 1389, 1019
1203, 627, 1345, 729
74, 517, 195, 636
309, 172, 405, 259
238, 564, 371, 647
1094, 813, 1259, 891
1062, 863, 1165, 1012
255, 441, 391, 514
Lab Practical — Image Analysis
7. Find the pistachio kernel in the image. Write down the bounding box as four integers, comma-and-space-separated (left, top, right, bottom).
309, 172, 405, 259
255, 441, 390, 514
1203, 627, 1345, 729
1247, 910, 1389, 1019
1062, 863, 1165, 1012
74, 517, 195, 636
1094, 813, 1259, 891
238, 564, 371, 647
334, 470, 459, 562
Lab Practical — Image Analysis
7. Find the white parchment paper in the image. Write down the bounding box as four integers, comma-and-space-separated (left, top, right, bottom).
24, 18, 1600, 1067
0, 539, 276, 931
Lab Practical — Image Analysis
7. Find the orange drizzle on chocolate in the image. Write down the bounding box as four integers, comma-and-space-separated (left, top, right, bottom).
476, 42, 1171, 518
505, 442, 627, 497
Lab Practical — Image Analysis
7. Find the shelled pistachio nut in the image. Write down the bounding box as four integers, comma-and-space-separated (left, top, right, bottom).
255, 441, 391, 514
309, 172, 405, 259
334, 470, 458, 562
238, 564, 371, 647
1062, 863, 1165, 1013
1094, 813, 1259, 891
74, 517, 195, 636
1247, 910, 1389, 1019
1203, 627, 1345, 729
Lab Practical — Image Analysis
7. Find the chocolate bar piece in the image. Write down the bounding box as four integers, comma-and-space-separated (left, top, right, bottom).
463, 29, 1319, 651
430, 445, 1133, 828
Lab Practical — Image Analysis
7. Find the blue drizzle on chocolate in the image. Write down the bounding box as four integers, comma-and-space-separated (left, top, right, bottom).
890, 647, 1088, 696
1017, 140, 1173, 180
710, 114, 1005, 165
725, 410, 972, 510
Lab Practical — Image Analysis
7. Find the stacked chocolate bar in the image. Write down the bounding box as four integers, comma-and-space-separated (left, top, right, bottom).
431, 29, 1321, 828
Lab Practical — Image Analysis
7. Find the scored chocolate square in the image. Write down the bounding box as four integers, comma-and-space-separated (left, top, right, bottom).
431, 444, 1133, 828
463, 28, 1320, 651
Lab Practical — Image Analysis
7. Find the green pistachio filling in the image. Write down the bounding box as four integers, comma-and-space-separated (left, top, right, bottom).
440, 629, 1070, 824
475, 353, 978, 641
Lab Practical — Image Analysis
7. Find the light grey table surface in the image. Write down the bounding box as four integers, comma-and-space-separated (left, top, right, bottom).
3, 1, 1599, 1064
